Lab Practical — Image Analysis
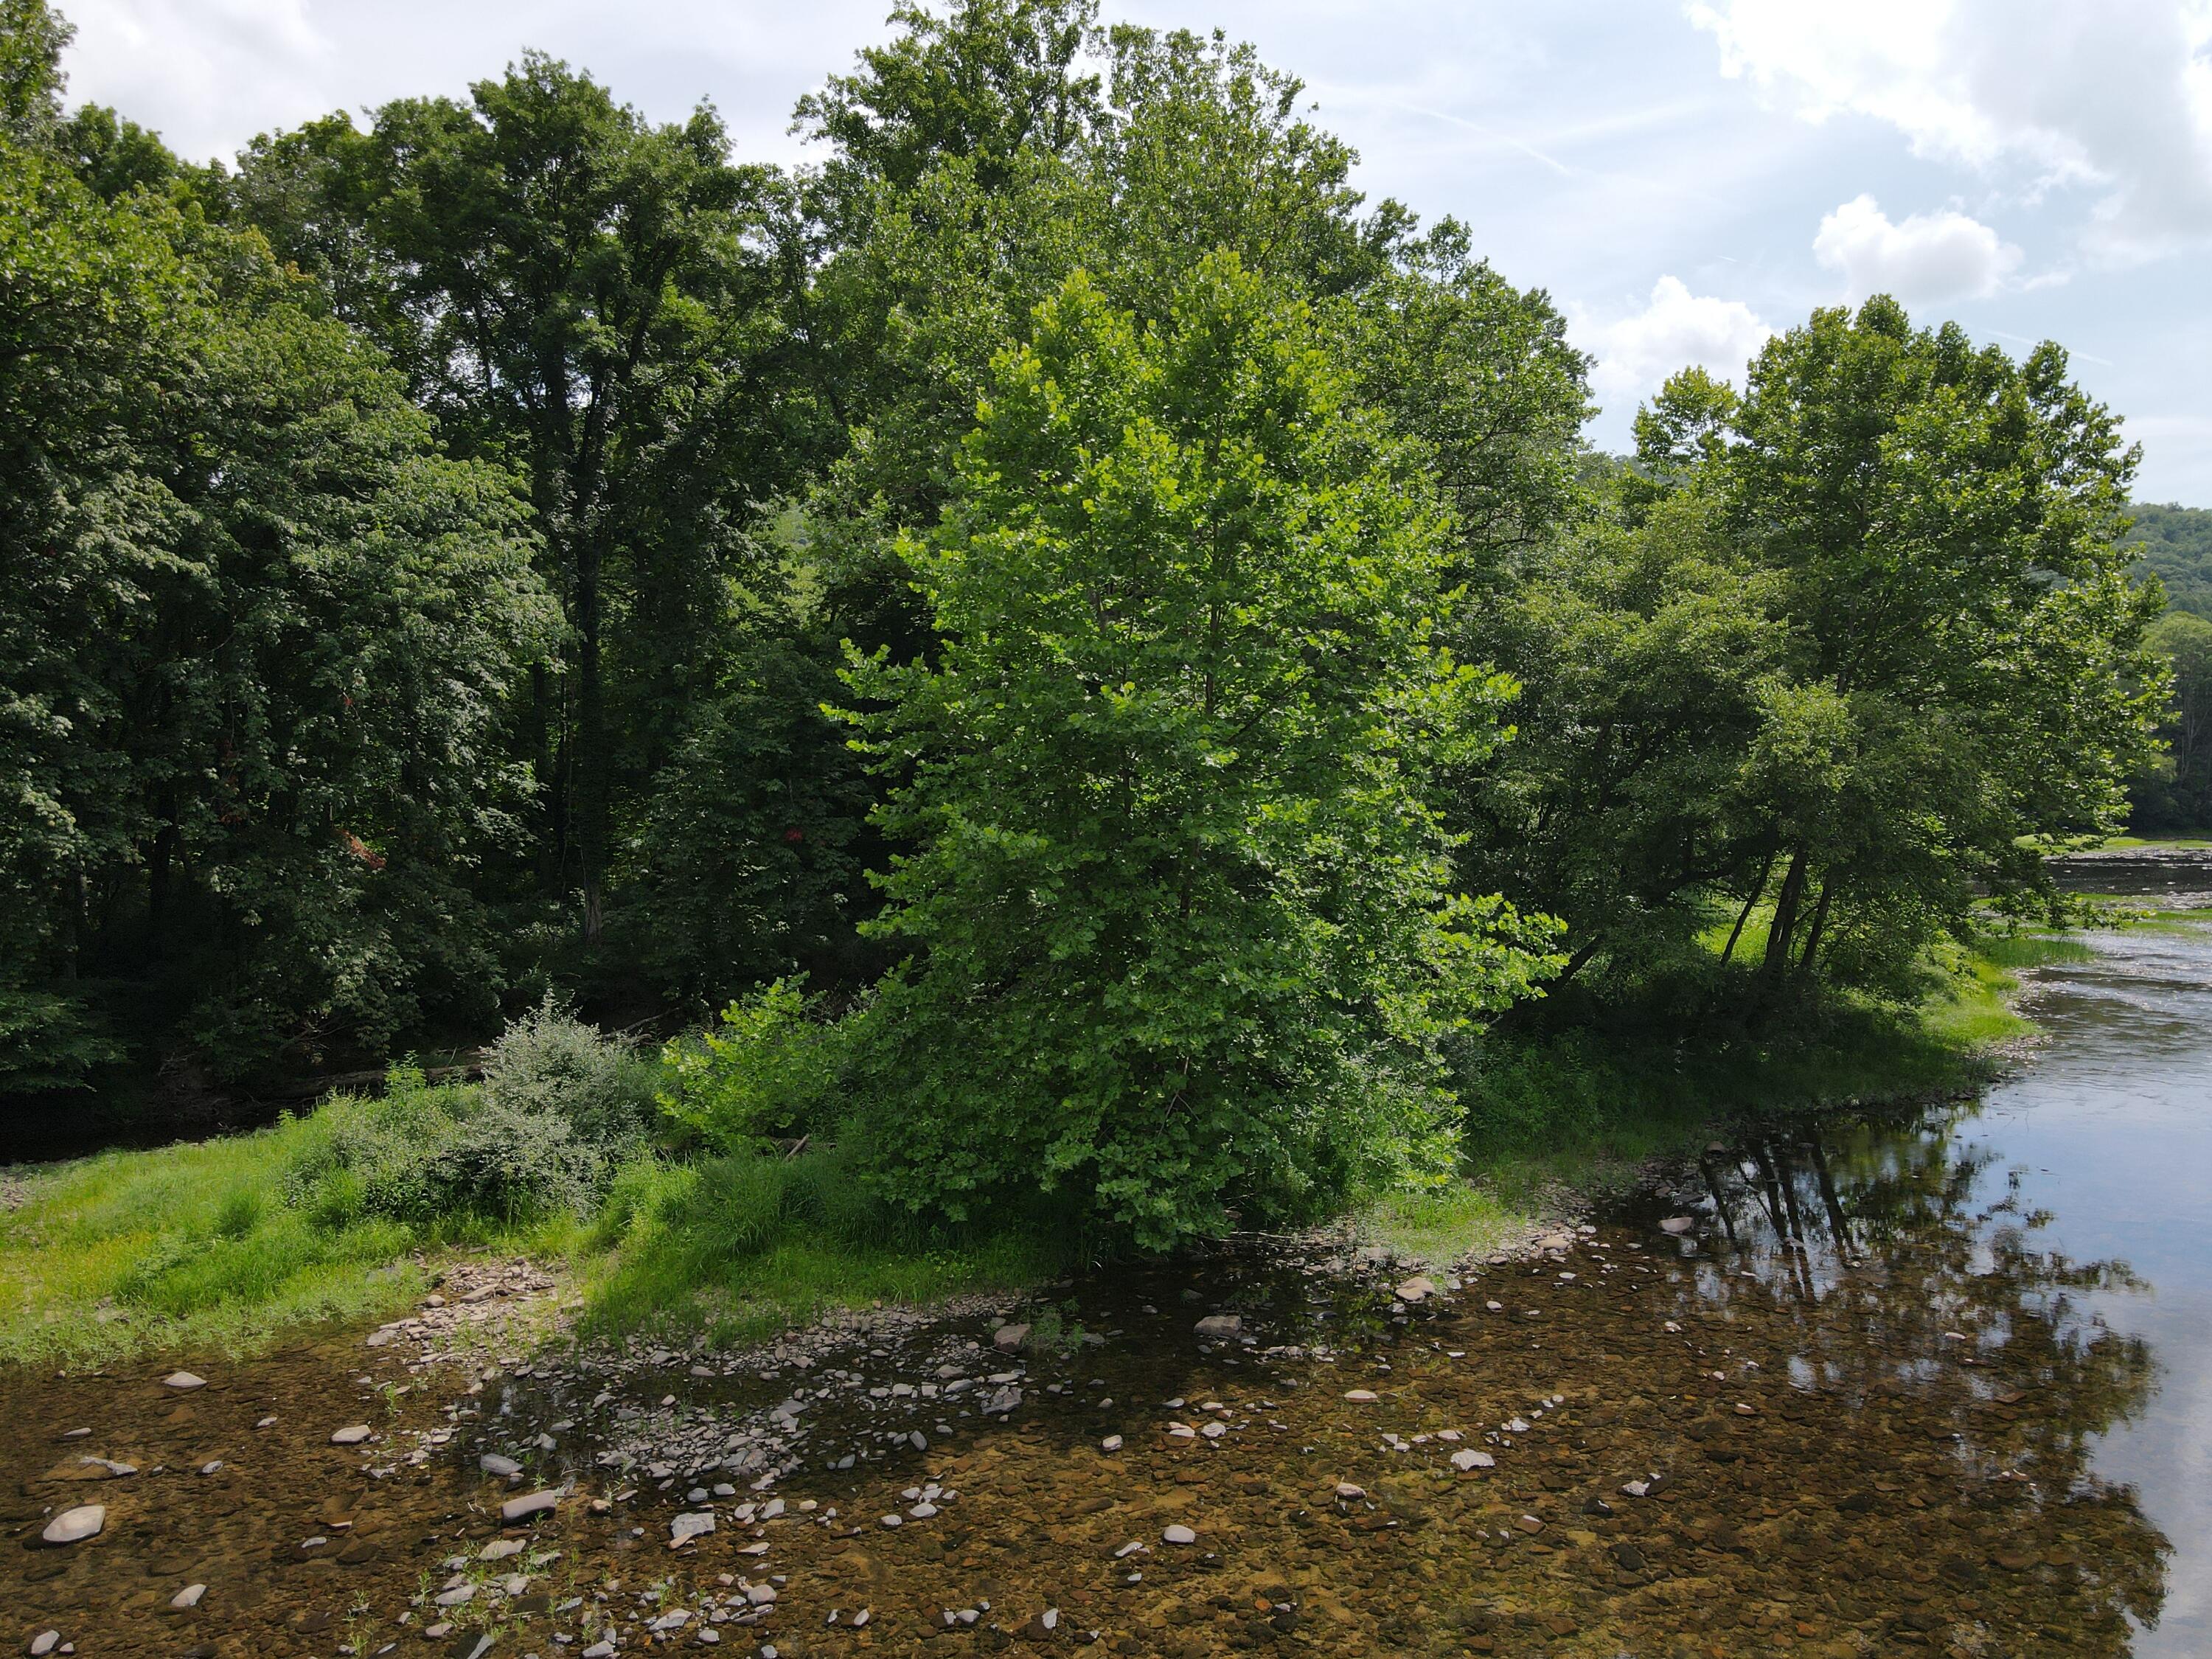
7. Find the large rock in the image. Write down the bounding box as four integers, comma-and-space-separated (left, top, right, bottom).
500, 1489, 560, 1524
669, 1512, 715, 1546
1393, 1276, 1437, 1303
1194, 1313, 1242, 1339
992, 1323, 1030, 1353
329, 1425, 373, 1446
41, 1504, 105, 1545
479, 1453, 522, 1478
162, 1371, 206, 1391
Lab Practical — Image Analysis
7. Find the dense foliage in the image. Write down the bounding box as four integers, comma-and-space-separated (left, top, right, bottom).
0, 0, 2179, 1242
2126, 502, 2212, 619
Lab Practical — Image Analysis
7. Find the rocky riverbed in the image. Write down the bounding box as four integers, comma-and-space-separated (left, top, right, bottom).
3, 1134, 2172, 1659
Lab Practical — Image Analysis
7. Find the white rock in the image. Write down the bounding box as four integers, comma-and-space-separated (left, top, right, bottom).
163, 1371, 206, 1391
1659, 1216, 1695, 1235
1161, 1524, 1197, 1545
1450, 1449, 1495, 1472
1621, 1479, 1650, 1498
992, 1324, 1030, 1353
1343, 1390, 1379, 1403
670, 1512, 715, 1546
479, 1453, 522, 1478
330, 1425, 373, 1446
582, 1644, 615, 1658
434, 1586, 476, 1607
1193, 1314, 1242, 1339
1100, 1435, 1124, 1453
28, 1635, 60, 1658
171, 1583, 209, 1611
41, 1506, 104, 1546
746, 1585, 777, 1606
1394, 1276, 1436, 1303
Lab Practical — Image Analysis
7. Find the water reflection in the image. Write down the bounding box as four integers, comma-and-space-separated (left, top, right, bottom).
1639, 1106, 2173, 1652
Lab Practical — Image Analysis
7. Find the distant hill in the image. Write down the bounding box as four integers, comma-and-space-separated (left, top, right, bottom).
2127, 502, 2212, 618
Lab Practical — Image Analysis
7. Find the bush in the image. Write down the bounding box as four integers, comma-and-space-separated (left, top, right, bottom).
480, 994, 658, 1150
658, 978, 846, 1152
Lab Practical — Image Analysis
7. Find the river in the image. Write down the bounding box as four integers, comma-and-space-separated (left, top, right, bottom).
4, 863, 2208, 1657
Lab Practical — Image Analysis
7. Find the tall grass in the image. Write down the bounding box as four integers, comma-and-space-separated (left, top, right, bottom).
574, 1144, 1074, 1346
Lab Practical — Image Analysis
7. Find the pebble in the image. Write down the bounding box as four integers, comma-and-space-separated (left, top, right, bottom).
479, 1539, 526, 1561
1161, 1524, 1197, 1545
163, 1372, 206, 1391
28, 1635, 59, 1658
1099, 1435, 1123, 1452
170, 1585, 206, 1610
1659, 1216, 1695, 1235
41, 1506, 104, 1546
1193, 1314, 1242, 1339
330, 1425, 374, 1445
1450, 1449, 1495, 1471
992, 1324, 1030, 1352
1343, 1390, 1379, 1403
1393, 1276, 1436, 1302
479, 1453, 522, 1477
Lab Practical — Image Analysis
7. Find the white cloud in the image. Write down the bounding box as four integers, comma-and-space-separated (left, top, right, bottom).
1579, 275, 1775, 403
1687, 0, 2212, 255
1812, 193, 2022, 301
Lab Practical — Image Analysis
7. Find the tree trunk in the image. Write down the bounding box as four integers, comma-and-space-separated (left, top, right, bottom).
1757, 846, 1811, 995
1795, 880, 1835, 983
1719, 845, 1779, 969
575, 532, 606, 945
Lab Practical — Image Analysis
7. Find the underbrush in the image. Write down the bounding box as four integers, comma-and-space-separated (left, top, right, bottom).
2, 926, 2073, 1369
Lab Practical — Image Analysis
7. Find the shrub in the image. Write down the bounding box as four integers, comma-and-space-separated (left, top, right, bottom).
658, 978, 846, 1153
282, 1057, 610, 1228
480, 994, 659, 1149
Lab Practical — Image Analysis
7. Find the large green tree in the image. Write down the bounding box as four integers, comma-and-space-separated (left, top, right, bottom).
233, 58, 826, 941
1, 127, 553, 1085
841, 255, 1554, 1245
1714, 300, 2163, 990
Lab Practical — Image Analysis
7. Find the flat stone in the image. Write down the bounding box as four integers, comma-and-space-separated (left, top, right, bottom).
479, 1453, 522, 1478
670, 1512, 715, 1546
329, 1425, 373, 1446
1162, 1524, 1197, 1545
992, 1323, 1030, 1353
1658, 1216, 1695, 1235
1450, 1449, 1495, 1472
28, 1634, 60, 1656
1393, 1276, 1437, 1302
1193, 1314, 1242, 1339
41, 1506, 104, 1545
170, 1585, 206, 1610
1343, 1390, 1380, 1403
1100, 1435, 1124, 1452
479, 1539, 526, 1561
498, 1489, 560, 1524
162, 1372, 206, 1391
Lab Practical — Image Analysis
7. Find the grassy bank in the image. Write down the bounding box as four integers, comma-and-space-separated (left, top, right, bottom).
1, 934, 2087, 1369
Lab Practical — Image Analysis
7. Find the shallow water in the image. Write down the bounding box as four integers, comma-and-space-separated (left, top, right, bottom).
5, 893, 2208, 1658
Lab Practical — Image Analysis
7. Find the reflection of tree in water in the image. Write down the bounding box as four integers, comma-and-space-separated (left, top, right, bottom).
1674, 1104, 2169, 1649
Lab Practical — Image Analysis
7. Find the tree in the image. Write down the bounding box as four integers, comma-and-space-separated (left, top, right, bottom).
0, 133, 554, 1084
1716, 301, 2166, 990
0, 0, 67, 143
841, 255, 1555, 1246
233, 58, 827, 942
2132, 611, 2212, 830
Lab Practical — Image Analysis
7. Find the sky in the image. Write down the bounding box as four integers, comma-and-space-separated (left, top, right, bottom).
55, 0, 2212, 506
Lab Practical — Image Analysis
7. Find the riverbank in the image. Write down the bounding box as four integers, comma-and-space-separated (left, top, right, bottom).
1, 931, 2084, 1376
